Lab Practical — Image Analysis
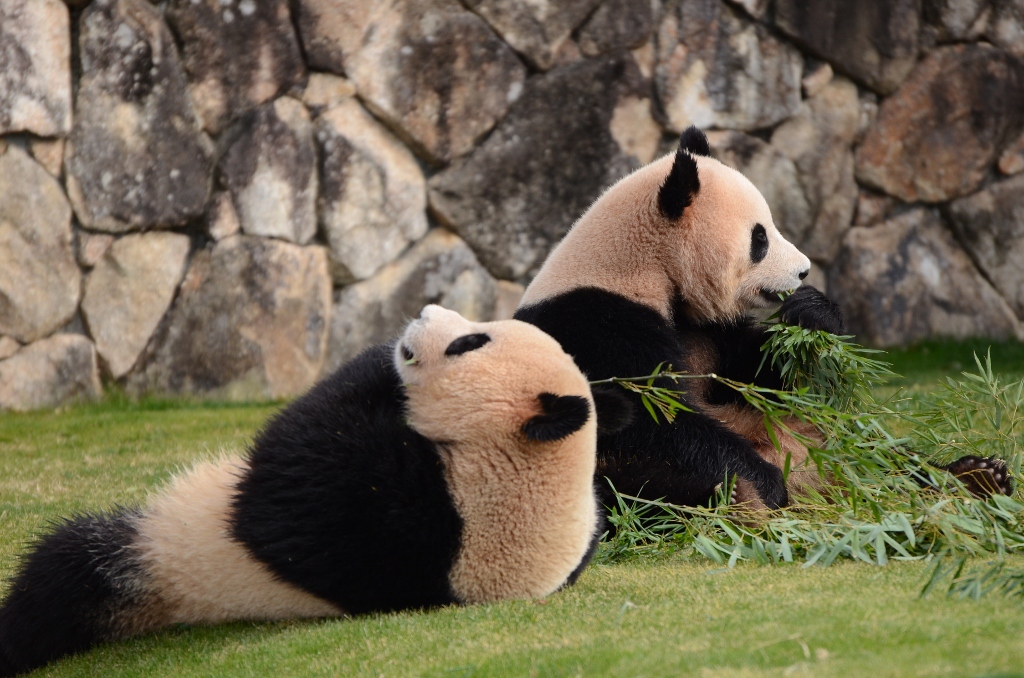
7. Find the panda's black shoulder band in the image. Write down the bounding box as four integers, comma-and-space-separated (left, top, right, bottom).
590, 386, 634, 435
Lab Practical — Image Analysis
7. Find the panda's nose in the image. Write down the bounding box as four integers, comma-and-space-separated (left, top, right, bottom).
798, 268, 809, 280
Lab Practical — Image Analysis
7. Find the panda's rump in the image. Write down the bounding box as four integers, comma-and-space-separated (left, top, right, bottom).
135, 457, 342, 625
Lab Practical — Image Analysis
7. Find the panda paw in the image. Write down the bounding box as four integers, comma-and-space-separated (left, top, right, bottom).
942, 455, 1014, 499
779, 286, 845, 335
752, 467, 789, 510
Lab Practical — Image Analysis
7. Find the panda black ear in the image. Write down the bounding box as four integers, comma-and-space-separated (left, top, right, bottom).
658, 142, 701, 221
591, 386, 634, 434
679, 126, 711, 157
522, 393, 590, 443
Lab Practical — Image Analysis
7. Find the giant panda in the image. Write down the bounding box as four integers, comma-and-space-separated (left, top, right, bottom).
514, 126, 1013, 510
0, 306, 630, 677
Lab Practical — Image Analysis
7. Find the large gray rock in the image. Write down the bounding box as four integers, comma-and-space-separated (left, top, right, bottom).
707, 131, 812, 247
725, 0, 771, 18
0, 0, 72, 137
1000, 131, 1024, 176
829, 209, 1022, 347
429, 53, 657, 280
801, 63, 834, 98
165, 0, 305, 135
301, 73, 357, 115
205, 192, 240, 241
853, 191, 897, 227
0, 147, 79, 344
923, 0, 989, 41
0, 336, 20, 361
29, 137, 64, 177
656, 0, 802, 132
81, 232, 191, 379
131, 237, 330, 400
462, 0, 600, 70
76, 230, 114, 268
576, 0, 654, 58
774, 0, 921, 95
220, 97, 317, 245
343, 0, 527, 165
0, 334, 102, 412
316, 98, 428, 283
294, 0, 370, 75
948, 174, 1024, 320
856, 44, 1024, 203
987, 0, 1024, 58
65, 0, 213, 232
325, 228, 497, 373
770, 78, 860, 263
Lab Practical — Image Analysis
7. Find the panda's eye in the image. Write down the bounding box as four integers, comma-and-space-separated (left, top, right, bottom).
750, 224, 769, 264
445, 333, 492, 356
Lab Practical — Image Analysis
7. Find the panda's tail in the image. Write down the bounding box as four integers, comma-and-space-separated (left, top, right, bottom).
0, 510, 163, 677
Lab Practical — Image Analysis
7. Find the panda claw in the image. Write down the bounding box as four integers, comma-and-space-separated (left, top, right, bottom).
942, 456, 1014, 499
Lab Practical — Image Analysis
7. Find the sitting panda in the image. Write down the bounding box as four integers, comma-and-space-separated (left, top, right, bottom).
0, 306, 630, 677
515, 126, 1013, 510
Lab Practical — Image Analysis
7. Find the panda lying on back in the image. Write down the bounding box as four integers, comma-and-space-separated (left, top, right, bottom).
515, 127, 1013, 509
0, 306, 630, 677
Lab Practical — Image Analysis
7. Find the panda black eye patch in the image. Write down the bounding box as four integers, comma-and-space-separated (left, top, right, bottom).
445, 333, 492, 356
400, 344, 415, 362
750, 224, 769, 264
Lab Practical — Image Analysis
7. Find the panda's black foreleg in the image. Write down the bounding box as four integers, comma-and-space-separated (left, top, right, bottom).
778, 286, 845, 335
600, 407, 789, 509
703, 287, 844, 386
0, 511, 151, 677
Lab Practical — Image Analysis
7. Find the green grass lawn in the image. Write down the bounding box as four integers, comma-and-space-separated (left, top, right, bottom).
2, 343, 1024, 677
883, 338, 1024, 386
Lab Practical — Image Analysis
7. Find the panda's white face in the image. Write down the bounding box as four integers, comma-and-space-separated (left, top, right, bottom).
690, 160, 811, 318
394, 305, 594, 445
398, 306, 600, 605
520, 130, 812, 324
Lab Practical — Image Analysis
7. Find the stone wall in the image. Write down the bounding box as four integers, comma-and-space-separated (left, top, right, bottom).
1, 0, 1023, 410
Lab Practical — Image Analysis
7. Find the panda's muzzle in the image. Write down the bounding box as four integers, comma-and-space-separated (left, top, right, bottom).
758, 288, 788, 304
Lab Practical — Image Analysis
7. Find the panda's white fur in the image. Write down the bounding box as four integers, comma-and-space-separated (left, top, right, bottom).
0, 307, 617, 677
397, 306, 598, 603
521, 150, 811, 322
135, 456, 342, 626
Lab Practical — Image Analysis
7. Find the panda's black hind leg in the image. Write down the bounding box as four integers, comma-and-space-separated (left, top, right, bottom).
939, 455, 1014, 498
0, 511, 150, 677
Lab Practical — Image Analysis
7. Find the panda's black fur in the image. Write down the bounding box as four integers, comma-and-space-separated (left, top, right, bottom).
0, 310, 623, 677
516, 127, 1012, 510
0, 512, 149, 676
232, 344, 464, 614
515, 288, 841, 509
